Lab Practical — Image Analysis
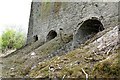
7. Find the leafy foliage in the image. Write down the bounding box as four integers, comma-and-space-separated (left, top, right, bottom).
1, 29, 26, 52
0, 36, 2, 50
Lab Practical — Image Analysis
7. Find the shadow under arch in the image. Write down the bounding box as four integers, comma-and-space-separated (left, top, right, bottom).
46, 30, 57, 42
73, 18, 104, 48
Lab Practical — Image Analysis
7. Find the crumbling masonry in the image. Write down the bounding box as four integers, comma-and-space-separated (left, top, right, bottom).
27, 2, 118, 48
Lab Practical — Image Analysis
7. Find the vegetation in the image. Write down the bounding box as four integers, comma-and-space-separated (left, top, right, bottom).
40, 2, 62, 19
93, 53, 120, 78
0, 36, 2, 51
2, 27, 119, 78
2, 33, 73, 77
1, 29, 26, 52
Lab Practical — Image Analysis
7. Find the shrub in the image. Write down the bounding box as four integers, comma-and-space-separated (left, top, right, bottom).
0, 36, 2, 51
1, 29, 26, 52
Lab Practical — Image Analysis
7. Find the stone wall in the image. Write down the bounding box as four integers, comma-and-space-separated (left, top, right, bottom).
27, 2, 118, 45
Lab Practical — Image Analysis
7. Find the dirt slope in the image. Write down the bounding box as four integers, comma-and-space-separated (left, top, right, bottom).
2, 26, 120, 78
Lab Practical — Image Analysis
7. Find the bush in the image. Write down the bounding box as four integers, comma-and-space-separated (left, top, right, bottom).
1, 29, 26, 52
0, 36, 2, 51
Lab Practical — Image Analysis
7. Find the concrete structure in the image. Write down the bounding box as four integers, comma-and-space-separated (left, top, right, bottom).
27, 2, 118, 47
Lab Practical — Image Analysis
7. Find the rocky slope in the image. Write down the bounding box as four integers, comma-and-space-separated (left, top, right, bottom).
2, 26, 120, 78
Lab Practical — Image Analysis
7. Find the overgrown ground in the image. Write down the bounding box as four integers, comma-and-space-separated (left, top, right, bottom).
2, 27, 120, 78
29, 47, 120, 78
2, 34, 73, 77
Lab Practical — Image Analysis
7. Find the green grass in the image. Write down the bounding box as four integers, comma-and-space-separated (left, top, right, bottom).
2, 34, 73, 78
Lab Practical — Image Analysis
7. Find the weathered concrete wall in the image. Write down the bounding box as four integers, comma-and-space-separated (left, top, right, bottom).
27, 2, 118, 44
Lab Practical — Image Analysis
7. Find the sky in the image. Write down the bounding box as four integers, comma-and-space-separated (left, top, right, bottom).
0, 0, 32, 36
0, 0, 119, 36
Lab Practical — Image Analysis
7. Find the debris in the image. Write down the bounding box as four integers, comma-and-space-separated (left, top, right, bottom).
81, 68, 88, 80
49, 65, 55, 72
10, 73, 15, 77
106, 48, 112, 55
10, 68, 14, 70
62, 75, 66, 80
75, 61, 80, 65
31, 52, 36, 56
31, 65, 36, 70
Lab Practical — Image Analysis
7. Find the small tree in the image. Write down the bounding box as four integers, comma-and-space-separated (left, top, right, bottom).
1, 29, 26, 52
0, 36, 2, 52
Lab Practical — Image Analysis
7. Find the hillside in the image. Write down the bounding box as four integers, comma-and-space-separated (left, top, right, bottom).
2, 26, 120, 78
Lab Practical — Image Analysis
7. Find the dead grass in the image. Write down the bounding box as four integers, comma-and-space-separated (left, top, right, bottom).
2, 34, 73, 78
92, 52, 119, 78
2, 28, 119, 78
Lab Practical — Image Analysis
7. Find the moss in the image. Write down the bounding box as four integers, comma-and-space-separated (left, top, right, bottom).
92, 53, 120, 78
41, 2, 51, 19
53, 2, 62, 16
40, 2, 62, 19
94, 61, 111, 74
29, 61, 49, 77
37, 34, 73, 56
39, 66, 49, 77
30, 47, 89, 77
30, 66, 49, 78
117, 48, 120, 64
59, 67, 73, 77
3, 27, 119, 78
70, 66, 84, 78
3, 33, 73, 77
13, 58, 25, 64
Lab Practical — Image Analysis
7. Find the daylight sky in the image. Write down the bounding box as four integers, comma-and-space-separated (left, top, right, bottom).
0, 0, 32, 35
0, 0, 119, 36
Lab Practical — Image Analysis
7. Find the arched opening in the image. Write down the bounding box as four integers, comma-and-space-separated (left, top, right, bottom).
34, 35, 38, 42
46, 30, 57, 41
74, 19, 104, 47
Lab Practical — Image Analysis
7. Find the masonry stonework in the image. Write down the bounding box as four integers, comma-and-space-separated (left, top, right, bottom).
27, 2, 118, 46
